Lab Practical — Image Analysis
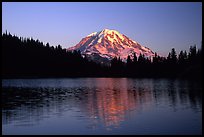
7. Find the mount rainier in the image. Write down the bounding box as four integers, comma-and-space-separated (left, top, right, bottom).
68, 29, 154, 64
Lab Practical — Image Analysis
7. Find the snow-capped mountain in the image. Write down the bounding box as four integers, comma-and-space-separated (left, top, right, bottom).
68, 29, 154, 64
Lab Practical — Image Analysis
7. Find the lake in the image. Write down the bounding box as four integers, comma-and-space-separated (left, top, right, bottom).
2, 78, 202, 135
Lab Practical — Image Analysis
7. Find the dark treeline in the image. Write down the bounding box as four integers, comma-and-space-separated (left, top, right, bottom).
111, 46, 202, 79
2, 32, 108, 78
2, 32, 202, 79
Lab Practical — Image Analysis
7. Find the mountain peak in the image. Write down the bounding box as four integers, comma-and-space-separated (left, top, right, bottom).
100, 28, 120, 35
68, 29, 154, 64
101, 28, 117, 33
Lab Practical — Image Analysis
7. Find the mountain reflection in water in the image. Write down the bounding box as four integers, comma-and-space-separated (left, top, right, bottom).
83, 78, 152, 129
2, 78, 202, 135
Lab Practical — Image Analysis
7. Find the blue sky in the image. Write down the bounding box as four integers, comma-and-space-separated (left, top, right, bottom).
2, 2, 202, 56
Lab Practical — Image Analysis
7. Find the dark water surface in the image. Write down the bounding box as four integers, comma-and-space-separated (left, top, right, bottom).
2, 78, 202, 135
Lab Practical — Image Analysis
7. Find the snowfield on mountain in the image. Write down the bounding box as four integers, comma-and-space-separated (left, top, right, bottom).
68, 29, 154, 64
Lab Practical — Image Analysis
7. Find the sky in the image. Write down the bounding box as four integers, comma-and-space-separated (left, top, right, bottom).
2, 2, 202, 56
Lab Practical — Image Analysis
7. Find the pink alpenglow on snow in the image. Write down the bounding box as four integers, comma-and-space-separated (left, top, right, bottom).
68, 29, 155, 62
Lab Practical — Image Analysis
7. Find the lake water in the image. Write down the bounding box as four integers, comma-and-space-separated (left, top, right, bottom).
2, 78, 202, 135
